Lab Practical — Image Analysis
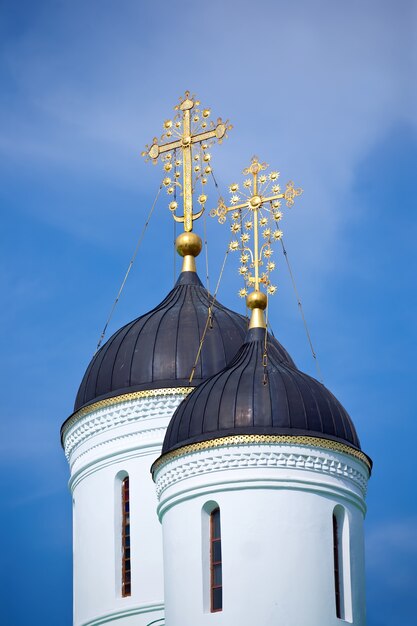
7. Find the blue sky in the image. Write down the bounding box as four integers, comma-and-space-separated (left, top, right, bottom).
0, 1, 416, 624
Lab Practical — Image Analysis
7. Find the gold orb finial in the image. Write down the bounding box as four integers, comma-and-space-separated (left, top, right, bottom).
246, 290, 267, 311
176, 232, 202, 257
176, 232, 202, 273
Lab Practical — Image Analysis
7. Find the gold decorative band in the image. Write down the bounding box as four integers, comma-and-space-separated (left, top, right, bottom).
152, 434, 372, 473
62, 387, 193, 439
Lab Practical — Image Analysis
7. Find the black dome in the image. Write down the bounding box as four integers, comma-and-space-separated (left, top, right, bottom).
162, 327, 361, 455
74, 273, 295, 412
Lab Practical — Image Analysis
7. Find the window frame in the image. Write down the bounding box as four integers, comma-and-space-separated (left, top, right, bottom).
210, 507, 222, 613
121, 476, 131, 597
332, 512, 341, 618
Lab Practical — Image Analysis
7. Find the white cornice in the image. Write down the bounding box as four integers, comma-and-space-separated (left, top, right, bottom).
63, 391, 188, 461
154, 443, 369, 506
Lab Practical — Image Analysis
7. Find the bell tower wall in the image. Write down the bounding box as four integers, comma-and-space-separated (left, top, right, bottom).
63, 389, 190, 626
154, 441, 370, 626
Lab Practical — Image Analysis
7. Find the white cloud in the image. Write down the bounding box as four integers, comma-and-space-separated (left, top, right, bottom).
2, 1, 413, 173
0, 0, 415, 292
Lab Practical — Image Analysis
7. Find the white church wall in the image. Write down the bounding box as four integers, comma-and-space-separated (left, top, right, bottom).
154, 442, 369, 626
63, 391, 188, 626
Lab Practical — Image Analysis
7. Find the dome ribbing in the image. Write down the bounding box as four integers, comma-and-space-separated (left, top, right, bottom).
162, 327, 362, 455
74, 273, 295, 412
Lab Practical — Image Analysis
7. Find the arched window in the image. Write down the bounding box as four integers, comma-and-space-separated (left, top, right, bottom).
332, 512, 342, 618
210, 507, 222, 612
332, 506, 352, 621
121, 476, 131, 597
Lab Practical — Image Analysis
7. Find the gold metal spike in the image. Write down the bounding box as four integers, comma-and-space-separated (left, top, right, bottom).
143, 91, 232, 233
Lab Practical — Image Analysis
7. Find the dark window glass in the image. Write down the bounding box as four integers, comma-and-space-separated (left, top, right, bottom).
212, 509, 221, 538
212, 587, 222, 611
210, 507, 222, 612
333, 513, 341, 618
213, 564, 222, 586
122, 476, 131, 597
212, 541, 222, 562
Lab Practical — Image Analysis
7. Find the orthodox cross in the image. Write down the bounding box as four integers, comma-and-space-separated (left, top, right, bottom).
143, 91, 232, 232
210, 156, 303, 298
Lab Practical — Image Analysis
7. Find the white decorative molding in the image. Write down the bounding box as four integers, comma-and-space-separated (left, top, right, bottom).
70, 427, 167, 470
154, 444, 369, 500
63, 392, 187, 460
69, 437, 165, 492
81, 602, 164, 626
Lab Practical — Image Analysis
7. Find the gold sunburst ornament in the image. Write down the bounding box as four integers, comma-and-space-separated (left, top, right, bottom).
210, 156, 303, 328
142, 91, 232, 233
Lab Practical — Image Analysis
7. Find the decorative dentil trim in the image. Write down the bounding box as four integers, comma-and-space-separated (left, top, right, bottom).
154, 444, 369, 500
71, 387, 192, 422
152, 434, 371, 473
63, 386, 192, 435
63, 391, 189, 461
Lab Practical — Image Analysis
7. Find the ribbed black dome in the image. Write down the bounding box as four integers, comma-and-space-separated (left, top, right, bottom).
74, 273, 295, 412
162, 327, 361, 455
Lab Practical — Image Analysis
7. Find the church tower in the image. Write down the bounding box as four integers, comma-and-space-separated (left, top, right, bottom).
62, 96, 370, 626
61, 260, 249, 626
152, 158, 371, 626
61, 94, 295, 626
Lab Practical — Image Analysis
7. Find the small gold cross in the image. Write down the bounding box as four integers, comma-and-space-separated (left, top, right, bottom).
210, 156, 303, 297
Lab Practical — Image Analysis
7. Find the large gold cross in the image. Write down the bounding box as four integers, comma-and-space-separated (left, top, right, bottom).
143, 91, 231, 232
211, 156, 303, 296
